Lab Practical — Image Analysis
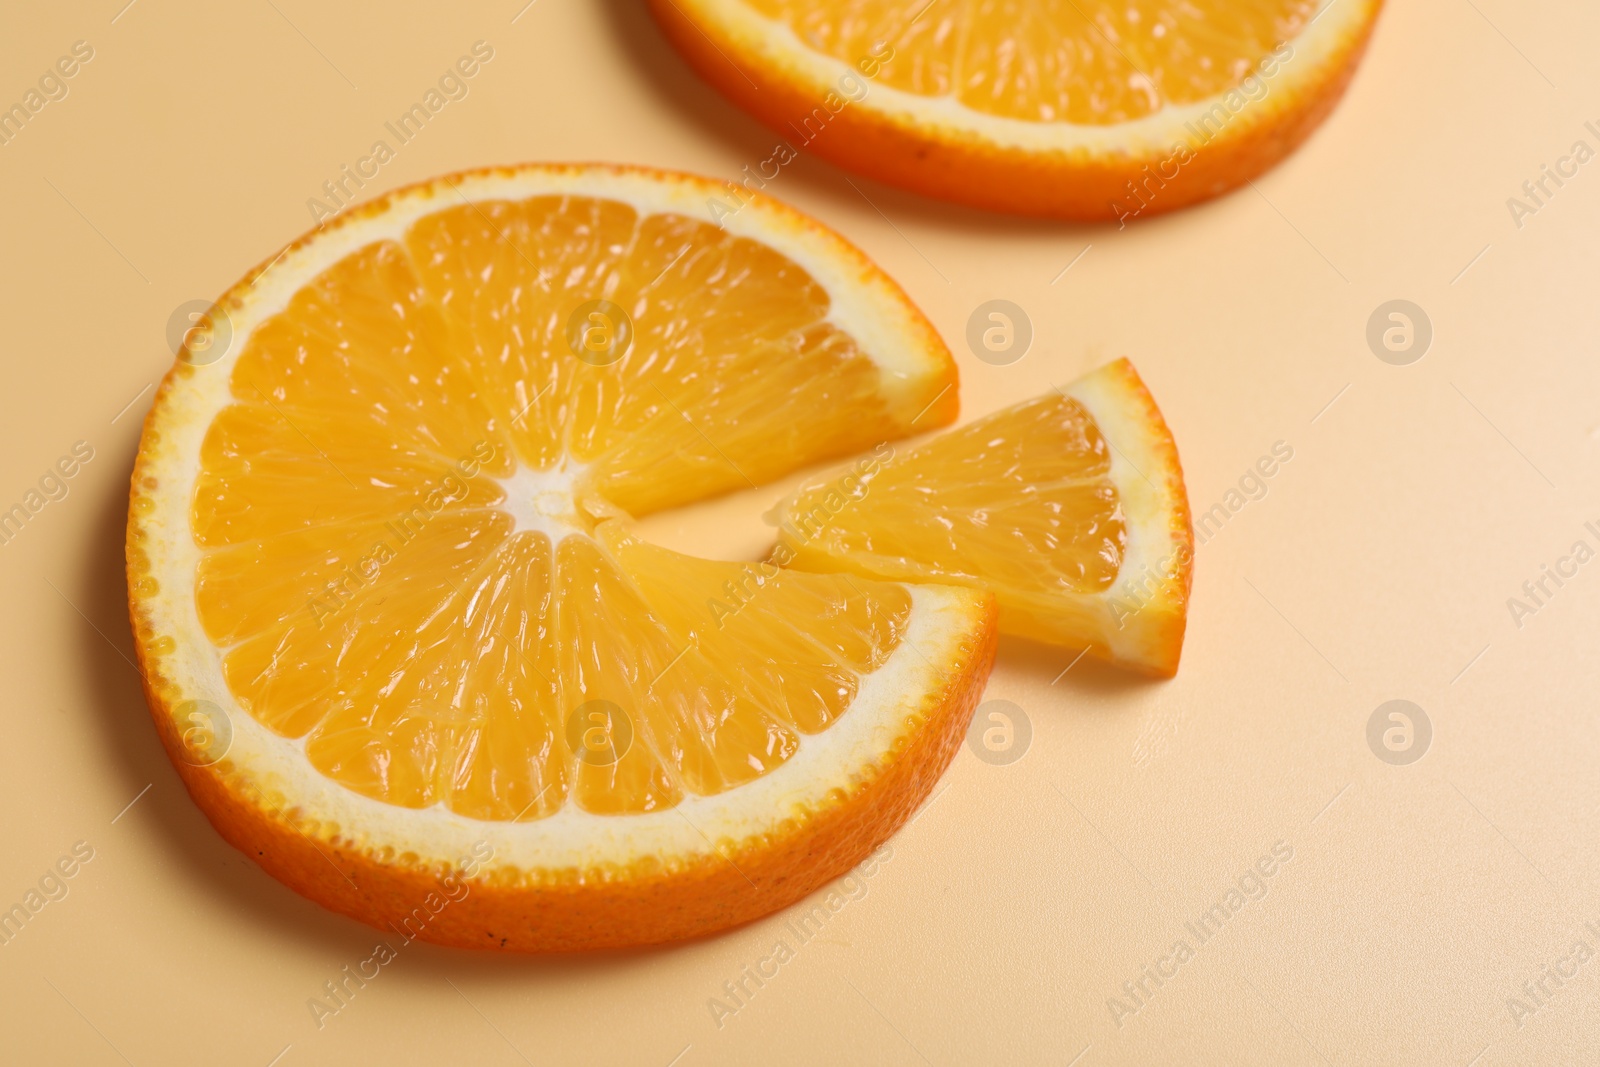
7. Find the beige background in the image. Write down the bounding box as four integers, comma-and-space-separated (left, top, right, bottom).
2, 0, 1598, 1063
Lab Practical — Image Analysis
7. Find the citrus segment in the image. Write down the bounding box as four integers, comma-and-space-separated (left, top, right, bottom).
402, 195, 944, 515
749, 0, 1321, 124
776, 358, 1192, 675
600, 521, 912, 735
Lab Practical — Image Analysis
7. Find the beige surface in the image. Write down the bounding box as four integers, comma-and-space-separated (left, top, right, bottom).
2, 1, 1597, 1064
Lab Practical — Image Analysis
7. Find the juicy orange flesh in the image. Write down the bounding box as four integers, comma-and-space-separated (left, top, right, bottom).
192, 194, 920, 820
782, 393, 1127, 596
746, 0, 1317, 124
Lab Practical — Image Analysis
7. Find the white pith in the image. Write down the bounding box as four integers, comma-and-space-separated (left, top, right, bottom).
494, 463, 591, 541
680, 0, 1377, 157
134, 166, 980, 876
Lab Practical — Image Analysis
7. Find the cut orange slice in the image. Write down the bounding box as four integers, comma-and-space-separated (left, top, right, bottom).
774, 359, 1192, 675
127, 164, 995, 951
649, 0, 1383, 219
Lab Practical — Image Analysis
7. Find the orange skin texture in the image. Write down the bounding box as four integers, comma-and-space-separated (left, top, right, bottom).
647, 0, 1384, 221
125, 161, 987, 952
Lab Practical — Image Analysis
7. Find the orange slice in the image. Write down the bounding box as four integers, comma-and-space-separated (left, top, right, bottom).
774, 358, 1192, 675
649, 0, 1384, 219
127, 163, 995, 951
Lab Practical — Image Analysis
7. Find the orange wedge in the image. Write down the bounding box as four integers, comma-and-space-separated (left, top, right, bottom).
649, 0, 1383, 220
127, 163, 996, 951
774, 359, 1192, 675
